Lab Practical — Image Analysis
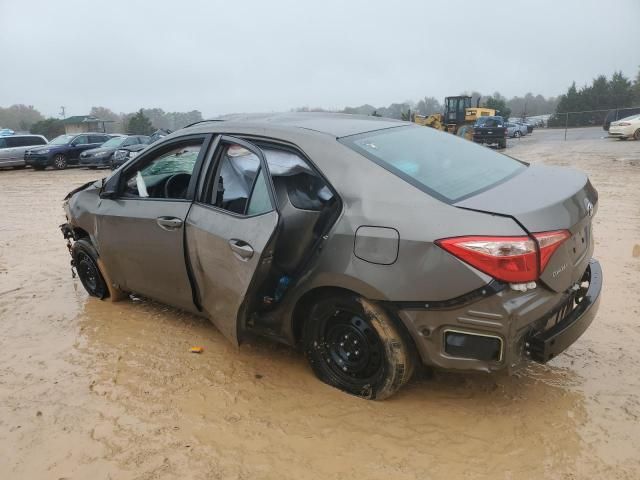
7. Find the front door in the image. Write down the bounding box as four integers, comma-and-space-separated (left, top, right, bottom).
185, 136, 279, 344
95, 135, 210, 311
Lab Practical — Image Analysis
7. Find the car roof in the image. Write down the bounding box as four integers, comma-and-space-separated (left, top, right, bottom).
183, 112, 406, 138
5, 134, 46, 138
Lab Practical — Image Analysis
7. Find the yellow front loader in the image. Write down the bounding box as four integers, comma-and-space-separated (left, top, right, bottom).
414, 96, 495, 140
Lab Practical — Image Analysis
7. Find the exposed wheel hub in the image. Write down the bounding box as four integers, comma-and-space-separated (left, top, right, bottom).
76, 252, 99, 294
322, 311, 383, 380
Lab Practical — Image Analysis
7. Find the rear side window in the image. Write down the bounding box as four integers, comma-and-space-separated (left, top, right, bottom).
340, 125, 525, 203
4, 137, 19, 147
0, 138, 6, 148
89, 135, 106, 143
26, 136, 46, 146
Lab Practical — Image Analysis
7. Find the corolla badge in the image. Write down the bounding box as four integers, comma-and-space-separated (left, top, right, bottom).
552, 263, 567, 278
584, 199, 594, 217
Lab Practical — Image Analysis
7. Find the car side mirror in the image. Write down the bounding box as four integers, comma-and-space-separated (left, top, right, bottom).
99, 189, 116, 199
99, 171, 121, 199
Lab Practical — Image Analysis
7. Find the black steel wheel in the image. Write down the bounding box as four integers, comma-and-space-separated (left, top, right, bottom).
72, 239, 108, 299
303, 294, 415, 400
53, 154, 67, 170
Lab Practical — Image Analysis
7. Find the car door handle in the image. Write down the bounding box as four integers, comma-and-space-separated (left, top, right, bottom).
229, 239, 254, 259
156, 216, 183, 230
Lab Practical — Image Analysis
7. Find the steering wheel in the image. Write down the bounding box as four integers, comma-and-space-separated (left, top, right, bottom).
164, 173, 192, 199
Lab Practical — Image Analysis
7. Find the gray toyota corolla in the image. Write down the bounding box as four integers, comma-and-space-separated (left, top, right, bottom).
61, 113, 602, 400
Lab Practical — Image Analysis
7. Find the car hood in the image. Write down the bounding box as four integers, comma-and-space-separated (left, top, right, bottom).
82, 146, 115, 156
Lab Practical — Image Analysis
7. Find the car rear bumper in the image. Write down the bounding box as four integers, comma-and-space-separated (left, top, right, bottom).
472, 135, 506, 144
395, 259, 601, 373
608, 126, 634, 137
527, 259, 601, 362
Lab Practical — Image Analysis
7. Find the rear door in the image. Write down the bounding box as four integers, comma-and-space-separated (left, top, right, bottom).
185, 136, 280, 344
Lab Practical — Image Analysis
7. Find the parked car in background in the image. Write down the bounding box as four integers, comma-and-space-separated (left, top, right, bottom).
473, 116, 507, 148
603, 108, 640, 131
0, 134, 48, 168
0, 128, 16, 136
79, 135, 149, 169
608, 115, 640, 140
505, 122, 524, 138
149, 128, 172, 144
110, 141, 150, 169
24, 133, 111, 170
518, 122, 533, 134
61, 113, 601, 399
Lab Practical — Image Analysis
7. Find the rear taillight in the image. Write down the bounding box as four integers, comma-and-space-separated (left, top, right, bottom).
534, 230, 571, 271
436, 230, 570, 283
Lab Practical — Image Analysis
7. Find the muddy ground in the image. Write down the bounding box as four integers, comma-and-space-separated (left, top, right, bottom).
1, 128, 639, 479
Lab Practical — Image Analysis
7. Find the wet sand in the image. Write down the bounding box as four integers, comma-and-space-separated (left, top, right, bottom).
1, 128, 639, 479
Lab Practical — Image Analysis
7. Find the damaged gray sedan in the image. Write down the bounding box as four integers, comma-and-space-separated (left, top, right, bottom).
61, 113, 602, 399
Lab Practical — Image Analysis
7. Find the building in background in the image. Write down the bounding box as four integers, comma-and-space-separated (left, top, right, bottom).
62, 115, 113, 134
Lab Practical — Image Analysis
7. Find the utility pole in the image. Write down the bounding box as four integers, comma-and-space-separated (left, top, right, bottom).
59, 106, 66, 119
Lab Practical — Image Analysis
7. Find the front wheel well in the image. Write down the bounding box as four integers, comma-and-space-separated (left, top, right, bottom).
71, 226, 90, 240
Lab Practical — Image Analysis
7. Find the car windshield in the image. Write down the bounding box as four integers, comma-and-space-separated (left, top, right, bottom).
340, 125, 525, 203
100, 137, 126, 148
49, 135, 74, 145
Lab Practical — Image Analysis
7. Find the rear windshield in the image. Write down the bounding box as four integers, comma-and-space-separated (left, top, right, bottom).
339, 125, 525, 203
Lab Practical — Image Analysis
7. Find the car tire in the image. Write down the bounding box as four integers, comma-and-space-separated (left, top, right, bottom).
53, 154, 67, 170
499, 139, 507, 149
303, 294, 415, 400
514, 130, 521, 138
72, 239, 109, 299
634, 129, 640, 141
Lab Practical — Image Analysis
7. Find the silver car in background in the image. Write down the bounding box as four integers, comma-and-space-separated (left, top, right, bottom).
0, 134, 48, 168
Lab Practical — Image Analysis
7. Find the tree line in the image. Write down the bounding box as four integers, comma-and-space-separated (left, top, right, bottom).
298, 67, 640, 126
2, 67, 639, 137
548, 69, 640, 126
297, 91, 559, 122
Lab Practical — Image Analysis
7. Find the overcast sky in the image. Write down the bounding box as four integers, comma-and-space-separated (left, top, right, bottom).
1, 0, 638, 118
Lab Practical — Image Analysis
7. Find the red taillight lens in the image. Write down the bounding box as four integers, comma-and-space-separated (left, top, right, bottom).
436, 230, 570, 283
533, 230, 570, 272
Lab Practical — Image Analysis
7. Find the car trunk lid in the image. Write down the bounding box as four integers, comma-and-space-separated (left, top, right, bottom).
455, 164, 598, 292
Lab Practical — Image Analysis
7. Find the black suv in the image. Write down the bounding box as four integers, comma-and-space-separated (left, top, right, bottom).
24, 133, 111, 170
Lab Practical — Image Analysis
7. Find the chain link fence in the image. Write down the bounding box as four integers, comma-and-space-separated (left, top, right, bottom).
512, 106, 640, 140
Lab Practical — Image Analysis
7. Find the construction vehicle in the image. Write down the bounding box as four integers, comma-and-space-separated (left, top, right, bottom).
413, 96, 496, 140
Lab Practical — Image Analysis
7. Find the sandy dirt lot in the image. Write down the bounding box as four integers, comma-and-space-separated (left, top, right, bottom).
1, 128, 639, 479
